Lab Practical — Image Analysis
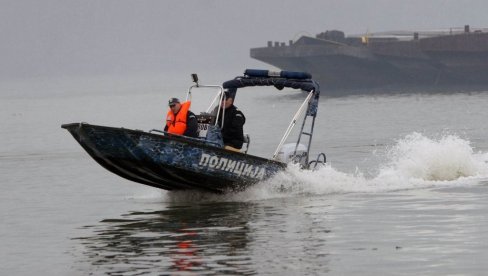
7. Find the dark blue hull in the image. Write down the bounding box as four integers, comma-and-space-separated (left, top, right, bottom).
62, 123, 286, 193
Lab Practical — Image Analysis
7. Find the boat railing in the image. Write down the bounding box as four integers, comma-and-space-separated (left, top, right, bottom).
187, 76, 226, 129
354, 26, 488, 41
272, 90, 314, 160
148, 129, 223, 148
149, 129, 166, 135
308, 153, 327, 171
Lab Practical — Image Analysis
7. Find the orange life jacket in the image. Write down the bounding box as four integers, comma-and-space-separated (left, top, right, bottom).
166, 101, 191, 135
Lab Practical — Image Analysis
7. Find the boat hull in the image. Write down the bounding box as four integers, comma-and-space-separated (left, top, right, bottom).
62, 123, 286, 193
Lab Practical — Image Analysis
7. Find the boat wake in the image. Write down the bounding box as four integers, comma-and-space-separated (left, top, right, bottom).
162, 132, 488, 202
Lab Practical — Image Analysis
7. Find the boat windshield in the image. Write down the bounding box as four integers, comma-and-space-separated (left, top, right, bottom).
186, 86, 222, 114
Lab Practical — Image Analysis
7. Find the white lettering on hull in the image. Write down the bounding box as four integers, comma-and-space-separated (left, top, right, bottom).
198, 153, 267, 180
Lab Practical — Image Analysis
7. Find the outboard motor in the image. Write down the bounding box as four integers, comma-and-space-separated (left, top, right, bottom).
275, 143, 308, 168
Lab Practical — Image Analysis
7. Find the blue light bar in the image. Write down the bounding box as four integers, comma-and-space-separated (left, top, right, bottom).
244, 69, 312, 80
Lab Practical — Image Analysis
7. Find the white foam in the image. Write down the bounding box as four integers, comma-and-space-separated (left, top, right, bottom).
160, 133, 488, 202
380, 132, 488, 181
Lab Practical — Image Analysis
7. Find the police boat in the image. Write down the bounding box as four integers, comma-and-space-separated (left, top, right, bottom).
61, 69, 326, 193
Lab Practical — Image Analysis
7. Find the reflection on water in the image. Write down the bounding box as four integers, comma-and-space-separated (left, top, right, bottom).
73, 202, 257, 275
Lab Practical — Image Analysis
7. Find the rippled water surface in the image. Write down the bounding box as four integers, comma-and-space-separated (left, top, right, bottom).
1, 75, 488, 275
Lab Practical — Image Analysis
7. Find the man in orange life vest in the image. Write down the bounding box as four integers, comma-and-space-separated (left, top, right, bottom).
164, 98, 198, 137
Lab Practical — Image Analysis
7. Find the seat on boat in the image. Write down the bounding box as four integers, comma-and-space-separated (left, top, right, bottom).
225, 133, 250, 153
242, 133, 250, 154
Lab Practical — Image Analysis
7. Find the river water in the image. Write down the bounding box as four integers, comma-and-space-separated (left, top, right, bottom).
1, 74, 488, 275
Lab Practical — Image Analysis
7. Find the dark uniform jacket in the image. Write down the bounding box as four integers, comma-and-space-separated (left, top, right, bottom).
217, 105, 246, 149
164, 110, 199, 138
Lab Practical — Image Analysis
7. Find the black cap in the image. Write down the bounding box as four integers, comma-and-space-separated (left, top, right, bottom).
168, 98, 180, 106
223, 90, 234, 99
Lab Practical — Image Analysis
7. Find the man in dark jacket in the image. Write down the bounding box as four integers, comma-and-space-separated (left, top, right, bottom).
216, 91, 246, 151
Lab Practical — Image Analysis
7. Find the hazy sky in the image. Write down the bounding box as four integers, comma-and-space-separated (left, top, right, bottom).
2, 0, 488, 80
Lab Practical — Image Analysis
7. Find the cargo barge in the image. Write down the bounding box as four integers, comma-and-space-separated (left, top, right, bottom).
250, 25, 488, 95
